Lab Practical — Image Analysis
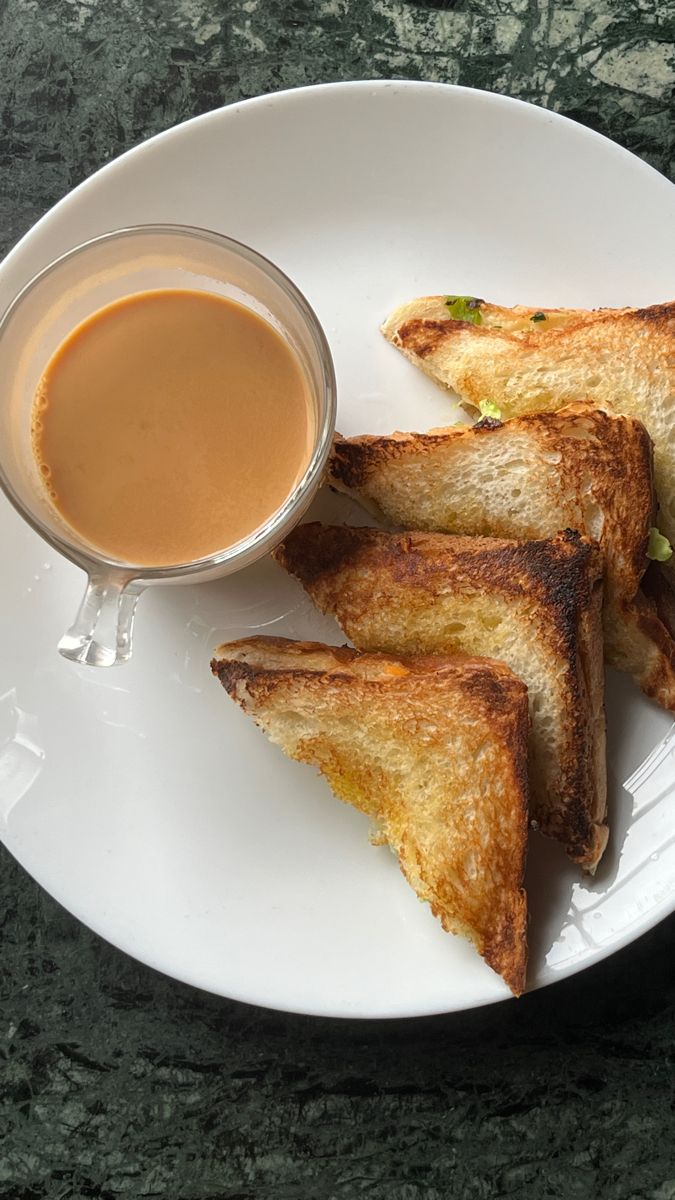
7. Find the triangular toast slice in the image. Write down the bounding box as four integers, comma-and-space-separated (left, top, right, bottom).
381, 296, 675, 550
328, 405, 675, 712
276, 524, 607, 871
211, 636, 529, 995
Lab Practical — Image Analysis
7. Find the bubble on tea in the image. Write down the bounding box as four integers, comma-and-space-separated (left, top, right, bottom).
32, 381, 51, 482
34, 381, 49, 412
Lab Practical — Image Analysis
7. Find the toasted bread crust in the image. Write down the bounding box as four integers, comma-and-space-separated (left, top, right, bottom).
380, 296, 630, 338
328, 406, 675, 712
276, 525, 607, 868
392, 302, 675, 343
382, 297, 675, 549
212, 636, 527, 725
642, 563, 675, 642
329, 405, 652, 602
212, 636, 529, 994
618, 594, 675, 710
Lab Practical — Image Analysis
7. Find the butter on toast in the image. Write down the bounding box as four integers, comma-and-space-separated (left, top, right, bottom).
276, 525, 607, 871
328, 405, 675, 712
211, 636, 529, 994
381, 297, 675, 549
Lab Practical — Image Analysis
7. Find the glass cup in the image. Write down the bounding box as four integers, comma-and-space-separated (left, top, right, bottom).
0, 225, 337, 666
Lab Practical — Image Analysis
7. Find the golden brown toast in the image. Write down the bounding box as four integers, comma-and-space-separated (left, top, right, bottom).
328, 405, 675, 712
381, 296, 675, 549
211, 635, 529, 994
276, 524, 607, 870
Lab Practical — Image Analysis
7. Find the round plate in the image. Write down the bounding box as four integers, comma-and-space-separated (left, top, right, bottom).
1, 81, 674, 1018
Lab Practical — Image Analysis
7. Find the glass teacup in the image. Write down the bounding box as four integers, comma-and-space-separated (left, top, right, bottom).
0, 225, 337, 666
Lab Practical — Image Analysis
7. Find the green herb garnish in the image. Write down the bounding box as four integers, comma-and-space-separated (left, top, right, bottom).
478, 399, 502, 420
531, 311, 547, 322
647, 527, 673, 562
446, 295, 483, 325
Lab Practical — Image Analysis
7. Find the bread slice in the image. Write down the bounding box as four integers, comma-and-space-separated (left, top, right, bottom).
276, 524, 607, 870
211, 636, 529, 994
643, 562, 675, 642
381, 296, 675, 548
328, 405, 675, 711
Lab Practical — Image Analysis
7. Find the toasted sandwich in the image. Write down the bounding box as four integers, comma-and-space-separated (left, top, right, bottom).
381, 296, 675, 551
328, 405, 675, 712
276, 524, 607, 870
211, 636, 529, 994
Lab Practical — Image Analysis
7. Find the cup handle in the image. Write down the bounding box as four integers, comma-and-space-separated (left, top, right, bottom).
58, 573, 144, 667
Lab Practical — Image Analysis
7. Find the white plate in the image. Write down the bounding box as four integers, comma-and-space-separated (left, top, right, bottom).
1, 81, 674, 1018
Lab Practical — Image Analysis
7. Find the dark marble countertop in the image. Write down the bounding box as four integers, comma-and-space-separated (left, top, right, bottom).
1, 3, 674, 1197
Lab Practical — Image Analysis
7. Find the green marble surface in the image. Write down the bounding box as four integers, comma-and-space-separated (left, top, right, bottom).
1, 2, 675, 1197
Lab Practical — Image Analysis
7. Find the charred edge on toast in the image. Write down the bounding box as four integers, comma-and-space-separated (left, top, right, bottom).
394, 318, 494, 356
329, 410, 655, 596
211, 657, 363, 707
588, 416, 652, 591
212, 636, 363, 671
632, 571, 675, 710
632, 425, 657, 579
211, 639, 530, 995
211, 658, 261, 700
483, 681, 529, 996
642, 563, 675, 642
277, 524, 600, 646
211, 650, 357, 700
395, 304, 675, 346
448, 659, 530, 723
473, 416, 503, 431
329, 424, 503, 491
636, 602, 675, 672
212, 646, 529, 724
486, 916, 527, 997
276, 525, 604, 864
632, 304, 675, 326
